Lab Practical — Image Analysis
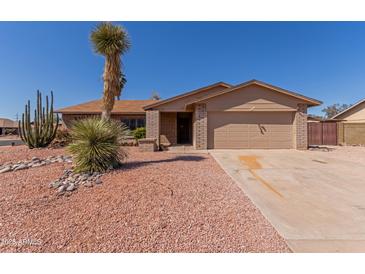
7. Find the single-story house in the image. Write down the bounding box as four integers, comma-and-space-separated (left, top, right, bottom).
56, 79, 322, 150
0, 118, 18, 135
331, 99, 365, 145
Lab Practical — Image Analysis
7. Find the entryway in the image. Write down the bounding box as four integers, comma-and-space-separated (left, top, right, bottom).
177, 112, 192, 144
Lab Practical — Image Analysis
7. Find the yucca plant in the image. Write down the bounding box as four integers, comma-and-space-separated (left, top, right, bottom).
90, 22, 131, 119
68, 118, 130, 173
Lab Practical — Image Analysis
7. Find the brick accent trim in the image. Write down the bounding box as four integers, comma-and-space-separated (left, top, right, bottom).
138, 138, 157, 152
146, 110, 160, 147
194, 103, 207, 149
294, 104, 308, 150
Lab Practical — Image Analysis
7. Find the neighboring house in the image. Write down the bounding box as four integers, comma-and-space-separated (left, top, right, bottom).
331, 99, 365, 122
331, 99, 365, 145
56, 79, 322, 150
0, 118, 18, 135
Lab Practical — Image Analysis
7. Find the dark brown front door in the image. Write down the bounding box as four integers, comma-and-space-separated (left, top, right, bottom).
177, 112, 192, 144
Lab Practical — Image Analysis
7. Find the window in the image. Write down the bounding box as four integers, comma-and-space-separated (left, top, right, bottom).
121, 118, 145, 130
137, 119, 145, 128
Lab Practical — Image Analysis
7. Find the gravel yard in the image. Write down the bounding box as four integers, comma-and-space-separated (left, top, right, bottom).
0, 145, 289, 252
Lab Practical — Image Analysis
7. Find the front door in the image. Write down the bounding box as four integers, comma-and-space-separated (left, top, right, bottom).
177, 112, 192, 144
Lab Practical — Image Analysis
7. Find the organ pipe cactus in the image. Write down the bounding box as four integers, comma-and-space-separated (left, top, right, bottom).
18, 90, 59, 148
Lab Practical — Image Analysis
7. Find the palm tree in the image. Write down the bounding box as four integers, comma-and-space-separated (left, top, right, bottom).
90, 22, 131, 119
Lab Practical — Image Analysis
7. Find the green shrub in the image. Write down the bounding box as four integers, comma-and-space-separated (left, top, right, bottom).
133, 127, 146, 140
68, 118, 129, 173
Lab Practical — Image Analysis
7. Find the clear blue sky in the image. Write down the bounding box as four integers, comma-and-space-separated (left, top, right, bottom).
1, 21, 365, 119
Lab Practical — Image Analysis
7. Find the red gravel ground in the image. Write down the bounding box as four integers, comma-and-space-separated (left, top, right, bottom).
0, 145, 290, 252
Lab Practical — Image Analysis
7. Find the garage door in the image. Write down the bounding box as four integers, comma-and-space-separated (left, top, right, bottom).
208, 112, 294, 149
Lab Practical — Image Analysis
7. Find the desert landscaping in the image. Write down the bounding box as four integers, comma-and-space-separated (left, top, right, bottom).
0, 145, 290, 252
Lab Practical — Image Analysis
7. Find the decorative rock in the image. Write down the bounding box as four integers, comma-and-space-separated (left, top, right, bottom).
48, 167, 105, 195
32, 162, 46, 168
13, 164, 28, 171
52, 181, 62, 189
0, 166, 12, 174
57, 185, 67, 194
66, 183, 76, 191
84, 182, 93, 188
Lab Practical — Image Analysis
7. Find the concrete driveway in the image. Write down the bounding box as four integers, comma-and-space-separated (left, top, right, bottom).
210, 147, 365, 252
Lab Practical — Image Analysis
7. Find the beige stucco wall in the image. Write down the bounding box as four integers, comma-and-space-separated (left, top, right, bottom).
154, 85, 228, 112
203, 84, 304, 112
335, 102, 365, 123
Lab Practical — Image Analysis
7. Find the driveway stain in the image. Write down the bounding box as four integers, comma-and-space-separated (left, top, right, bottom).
312, 159, 328, 164
239, 155, 283, 198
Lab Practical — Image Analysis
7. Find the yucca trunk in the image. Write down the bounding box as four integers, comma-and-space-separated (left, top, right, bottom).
102, 53, 120, 120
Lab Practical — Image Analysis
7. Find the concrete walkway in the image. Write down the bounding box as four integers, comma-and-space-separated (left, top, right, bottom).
210, 148, 365, 252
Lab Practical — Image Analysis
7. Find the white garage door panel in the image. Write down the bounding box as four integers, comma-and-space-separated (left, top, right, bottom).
208, 112, 294, 149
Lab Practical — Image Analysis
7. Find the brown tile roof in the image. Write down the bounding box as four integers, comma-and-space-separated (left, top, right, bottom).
0, 118, 18, 128
55, 100, 158, 114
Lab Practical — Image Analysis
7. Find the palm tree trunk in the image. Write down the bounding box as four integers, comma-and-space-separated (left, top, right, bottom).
101, 110, 110, 120
102, 55, 119, 120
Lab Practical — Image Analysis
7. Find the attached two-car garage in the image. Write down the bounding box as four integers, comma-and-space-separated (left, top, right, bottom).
207, 111, 295, 149
144, 79, 321, 150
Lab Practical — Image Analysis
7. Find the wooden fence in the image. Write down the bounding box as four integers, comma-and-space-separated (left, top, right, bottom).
308, 122, 338, 146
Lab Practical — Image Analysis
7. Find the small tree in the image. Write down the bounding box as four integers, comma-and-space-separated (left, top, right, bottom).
90, 22, 131, 120
322, 103, 351, 119
150, 91, 161, 100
